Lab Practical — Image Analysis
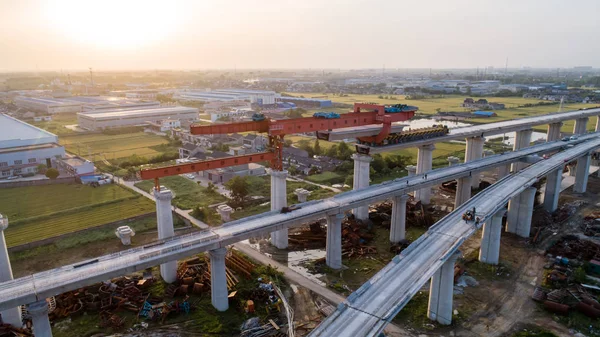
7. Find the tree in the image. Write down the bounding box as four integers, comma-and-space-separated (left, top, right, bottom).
36, 164, 47, 174
336, 141, 352, 160
45, 168, 59, 179
325, 144, 338, 158
206, 182, 217, 193
313, 139, 322, 156
371, 154, 387, 173
225, 176, 249, 206
344, 175, 353, 188
308, 166, 319, 175
288, 165, 299, 176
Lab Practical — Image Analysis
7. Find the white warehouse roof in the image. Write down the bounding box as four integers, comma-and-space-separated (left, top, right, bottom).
0, 114, 59, 149
78, 106, 198, 120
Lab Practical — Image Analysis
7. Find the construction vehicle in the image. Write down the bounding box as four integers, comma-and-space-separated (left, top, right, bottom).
313, 112, 340, 119
251, 113, 266, 121
384, 104, 418, 113
462, 207, 481, 225
140, 103, 416, 189
281, 205, 301, 214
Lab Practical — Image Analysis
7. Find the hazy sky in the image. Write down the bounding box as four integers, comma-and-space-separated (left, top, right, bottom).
1, 0, 598, 71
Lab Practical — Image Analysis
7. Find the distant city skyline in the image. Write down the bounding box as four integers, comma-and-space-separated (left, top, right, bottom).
1, 0, 599, 71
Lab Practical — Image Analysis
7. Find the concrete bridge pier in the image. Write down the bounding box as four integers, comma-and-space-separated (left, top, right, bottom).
406, 165, 417, 197
573, 117, 589, 135
454, 176, 472, 208
479, 210, 504, 265
209, 247, 229, 311
0, 216, 22, 327
326, 214, 345, 269
427, 250, 462, 325
294, 188, 310, 203
390, 194, 409, 244
511, 129, 533, 172
154, 187, 178, 283
596, 116, 600, 132
28, 300, 52, 337
415, 144, 435, 204
352, 154, 373, 220
574, 154, 591, 193
270, 170, 289, 249
447, 156, 460, 166
506, 187, 536, 238
465, 136, 485, 189
217, 205, 233, 222
547, 122, 563, 142
543, 168, 563, 212
497, 163, 511, 178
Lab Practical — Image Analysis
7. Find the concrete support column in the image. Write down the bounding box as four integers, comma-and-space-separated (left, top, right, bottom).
483, 149, 495, 158
390, 195, 409, 244
294, 188, 310, 203
454, 176, 472, 208
507, 187, 536, 238
447, 156, 460, 166
574, 154, 591, 193
209, 247, 229, 311
547, 122, 563, 142
352, 154, 373, 220
465, 137, 485, 189
596, 116, 600, 132
216, 205, 233, 222
154, 187, 177, 283
573, 117, 589, 135
543, 168, 563, 212
428, 250, 462, 325
325, 214, 345, 269
115, 226, 135, 246
567, 164, 577, 177
415, 144, 435, 204
28, 300, 52, 337
497, 163, 511, 178
406, 165, 417, 177
479, 210, 504, 265
0, 216, 21, 327
270, 170, 289, 249
511, 129, 533, 172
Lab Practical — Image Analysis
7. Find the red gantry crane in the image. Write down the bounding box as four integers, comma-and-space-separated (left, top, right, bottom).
140, 103, 416, 188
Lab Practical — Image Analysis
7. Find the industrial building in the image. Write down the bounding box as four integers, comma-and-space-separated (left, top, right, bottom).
14, 95, 160, 114
0, 114, 65, 178
14, 96, 82, 114
174, 89, 277, 106
77, 106, 199, 130
277, 97, 332, 108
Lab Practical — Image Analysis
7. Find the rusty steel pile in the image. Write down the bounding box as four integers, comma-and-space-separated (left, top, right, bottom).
15, 250, 257, 333
531, 236, 600, 319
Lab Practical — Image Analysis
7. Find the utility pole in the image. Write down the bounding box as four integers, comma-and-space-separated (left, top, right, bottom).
89, 67, 94, 86
504, 57, 508, 76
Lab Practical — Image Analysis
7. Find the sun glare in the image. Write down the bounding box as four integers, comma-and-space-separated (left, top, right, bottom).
44, 0, 180, 49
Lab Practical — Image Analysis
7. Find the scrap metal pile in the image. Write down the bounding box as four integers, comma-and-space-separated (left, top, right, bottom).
532, 237, 600, 319
40, 250, 255, 331
288, 198, 433, 258
583, 211, 600, 237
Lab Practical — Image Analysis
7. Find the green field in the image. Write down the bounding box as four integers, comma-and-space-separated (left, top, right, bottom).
134, 175, 227, 210
0, 184, 155, 247
60, 132, 170, 160
286, 92, 596, 134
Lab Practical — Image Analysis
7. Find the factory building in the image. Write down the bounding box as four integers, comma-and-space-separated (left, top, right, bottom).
14, 96, 82, 114
277, 97, 332, 108
0, 114, 65, 178
77, 106, 199, 130
174, 89, 277, 106
14, 95, 160, 114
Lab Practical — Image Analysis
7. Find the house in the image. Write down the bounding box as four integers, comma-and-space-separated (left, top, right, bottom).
242, 134, 268, 152
462, 98, 505, 110
33, 116, 52, 122
178, 142, 207, 160
56, 155, 95, 176
291, 156, 344, 175
146, 119, 181, 132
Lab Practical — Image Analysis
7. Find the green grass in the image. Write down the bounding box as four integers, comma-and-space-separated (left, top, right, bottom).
0, 184, 156, 247
305, 171, 346, 185
135, 175, 227, 210
60, 132, 170, 159
0, 184, 136, 221
6, 196, 155, 247
9, 216, 164, 262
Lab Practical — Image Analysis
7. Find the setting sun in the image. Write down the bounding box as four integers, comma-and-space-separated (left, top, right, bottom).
43, 0, 180, 49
